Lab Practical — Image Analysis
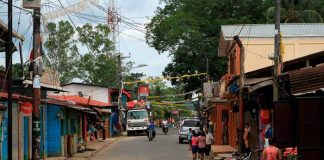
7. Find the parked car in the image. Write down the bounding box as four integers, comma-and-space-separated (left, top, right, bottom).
178, 119, 200, 143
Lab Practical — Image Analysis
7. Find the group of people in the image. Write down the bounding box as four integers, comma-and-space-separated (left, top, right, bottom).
187, 128, 214, 160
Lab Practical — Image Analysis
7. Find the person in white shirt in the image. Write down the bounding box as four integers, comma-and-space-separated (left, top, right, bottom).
162, 120, 168, 126
205, 130, 214, 158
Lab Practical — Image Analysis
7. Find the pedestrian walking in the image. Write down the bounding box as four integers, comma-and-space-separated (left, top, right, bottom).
205, 130, 214, 159
262, 138, 282, 160
188, 128, 192, 150
197, 131, 206, 160
191, 130, 199, 160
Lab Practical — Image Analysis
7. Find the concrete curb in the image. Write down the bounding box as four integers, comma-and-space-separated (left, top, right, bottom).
88, 136, 125, 159
60, 136, 125, 160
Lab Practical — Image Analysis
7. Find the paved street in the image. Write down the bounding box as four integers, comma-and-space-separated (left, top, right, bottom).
93, 128, 192, 160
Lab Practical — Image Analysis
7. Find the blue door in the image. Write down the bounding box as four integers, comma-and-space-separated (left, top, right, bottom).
46, 105, 62, 157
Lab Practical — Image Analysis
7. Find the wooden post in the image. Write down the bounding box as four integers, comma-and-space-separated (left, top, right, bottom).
234, 35, 245, 152
273, 0, 281, 101
32, 8, 42, 159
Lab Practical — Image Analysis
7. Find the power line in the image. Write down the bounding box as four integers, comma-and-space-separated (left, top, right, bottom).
118, 29, 146, 42
0, 0, 32, 14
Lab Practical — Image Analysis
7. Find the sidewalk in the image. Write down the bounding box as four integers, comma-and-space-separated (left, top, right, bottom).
46, 136, 124, 160
211, 145, 237, 160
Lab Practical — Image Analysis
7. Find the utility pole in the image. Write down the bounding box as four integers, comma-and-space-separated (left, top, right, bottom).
273, 0, 281, 101
234, 35, 245, 152
117, 53, 123, 117
108, 0, 124, 133
6, 0, 13, 159
32, 8, 42, 160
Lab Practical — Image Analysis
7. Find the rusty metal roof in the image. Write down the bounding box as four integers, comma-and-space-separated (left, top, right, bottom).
289, 65, 324, 94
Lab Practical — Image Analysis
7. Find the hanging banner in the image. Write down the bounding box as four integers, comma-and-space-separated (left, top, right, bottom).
23, 0, 41, 9
20, 102, 33, 116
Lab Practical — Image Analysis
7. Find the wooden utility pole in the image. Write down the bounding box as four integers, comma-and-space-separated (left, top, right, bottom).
6, 0, 13, 159
273, 0, 281, 101
117, 54, 122, 114
234, 35, 245, 152
32, 8, 42, 160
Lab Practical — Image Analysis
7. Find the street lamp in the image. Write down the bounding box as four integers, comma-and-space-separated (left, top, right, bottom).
132, 64, 147, 69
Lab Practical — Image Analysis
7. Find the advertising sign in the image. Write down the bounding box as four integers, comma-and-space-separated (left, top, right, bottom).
138, 86, 150, 97
20, 102, 33, 116
23, 0, 41, 9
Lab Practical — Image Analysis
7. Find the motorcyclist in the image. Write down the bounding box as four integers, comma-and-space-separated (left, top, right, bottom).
147, 121, 156, 139
161, 119, 168, 134
162, 119, 168, 126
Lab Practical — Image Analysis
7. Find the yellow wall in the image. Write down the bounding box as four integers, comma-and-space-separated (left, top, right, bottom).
240, 37, 324, 72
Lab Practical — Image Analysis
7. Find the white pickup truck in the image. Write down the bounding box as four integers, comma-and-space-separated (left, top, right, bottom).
126, 109, 149, 136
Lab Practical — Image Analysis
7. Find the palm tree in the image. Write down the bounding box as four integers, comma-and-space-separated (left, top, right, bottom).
265, 0, 323, 23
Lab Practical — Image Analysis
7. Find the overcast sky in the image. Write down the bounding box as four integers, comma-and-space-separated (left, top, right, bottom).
0, 0, 171, 79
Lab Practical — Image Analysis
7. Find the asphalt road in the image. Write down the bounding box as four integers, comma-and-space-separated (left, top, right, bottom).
93, 127, 192, 160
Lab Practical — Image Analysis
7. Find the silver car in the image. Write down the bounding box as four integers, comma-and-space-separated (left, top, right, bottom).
178, 119, 201, 143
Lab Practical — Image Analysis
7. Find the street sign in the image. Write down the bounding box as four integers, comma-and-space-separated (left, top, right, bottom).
23, 0, 41, 9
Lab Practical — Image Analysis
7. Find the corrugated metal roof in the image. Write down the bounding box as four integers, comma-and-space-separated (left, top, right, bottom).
221, 23, 324, 40
48, 95, 110, 107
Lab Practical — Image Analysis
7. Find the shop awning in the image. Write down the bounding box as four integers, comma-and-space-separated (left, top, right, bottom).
94, 108, 111, 114
227, 77, 273, 93
247, 79, 273, 93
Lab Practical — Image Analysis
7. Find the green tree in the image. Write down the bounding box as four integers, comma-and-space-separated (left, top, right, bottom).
146, 0, 266, 94
265, 0, 323, 23
75, 23, 117, 87
44, 21, 79, 85
77, 53, 118, 86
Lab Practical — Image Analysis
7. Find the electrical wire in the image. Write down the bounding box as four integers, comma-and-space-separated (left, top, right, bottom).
118, 30, 146, 42
56, 0, 94, 55
0, 0, 32, 14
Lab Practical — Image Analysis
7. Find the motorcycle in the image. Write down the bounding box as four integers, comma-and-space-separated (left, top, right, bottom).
162, 125, 168, 135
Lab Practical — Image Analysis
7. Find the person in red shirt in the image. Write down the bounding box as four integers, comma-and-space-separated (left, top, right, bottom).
262, 138, 282, 160
191, 130, 199, 160
197, 131, 206, 160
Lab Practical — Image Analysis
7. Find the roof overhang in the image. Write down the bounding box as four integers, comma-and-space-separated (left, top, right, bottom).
23, 80, 66, 92
0, 19, 25, 41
